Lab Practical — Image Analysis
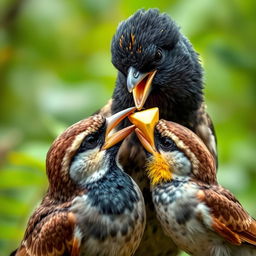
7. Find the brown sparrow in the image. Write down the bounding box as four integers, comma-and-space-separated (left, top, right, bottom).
131, 108, 256, 256
11, 107, 146, 256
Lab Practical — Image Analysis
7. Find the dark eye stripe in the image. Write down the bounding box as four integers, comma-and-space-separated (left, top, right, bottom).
155, 133, 178, 152
76, 122, 106, 154
77, 133, 99, 153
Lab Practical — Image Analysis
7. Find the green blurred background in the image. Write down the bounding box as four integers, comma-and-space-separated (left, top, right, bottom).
0, 0, 255, 255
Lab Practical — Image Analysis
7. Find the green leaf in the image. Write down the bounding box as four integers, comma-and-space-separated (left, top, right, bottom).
0, 169, 47, 189
7, 152, 45, 171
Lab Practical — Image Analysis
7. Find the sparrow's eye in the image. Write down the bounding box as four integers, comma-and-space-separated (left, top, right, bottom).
78, 133, 99, 152
154, 48, 163, 62
85, 135, 97, 144
160, 136, 177, 151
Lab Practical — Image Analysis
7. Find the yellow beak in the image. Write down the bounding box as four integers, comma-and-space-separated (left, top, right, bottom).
129, 107, 172, 185
128, 107, 159, 154
102, 107, 136, 150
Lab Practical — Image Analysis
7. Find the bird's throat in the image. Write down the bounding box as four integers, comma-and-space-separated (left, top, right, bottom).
146, 153, 172, 186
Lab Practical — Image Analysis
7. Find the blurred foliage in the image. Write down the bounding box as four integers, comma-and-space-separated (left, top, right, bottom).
0, 0, 255, 255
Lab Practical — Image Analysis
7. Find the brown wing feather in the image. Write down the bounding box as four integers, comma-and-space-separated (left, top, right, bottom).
71, 237, 81, 256
239, 222, 256, 245
14, 209, 80, 256
212, 217, 242, 245
197, 185, 256, 246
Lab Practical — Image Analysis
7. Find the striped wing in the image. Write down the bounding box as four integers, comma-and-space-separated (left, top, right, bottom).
14, 209, 80, 256
198, 185, 256, 246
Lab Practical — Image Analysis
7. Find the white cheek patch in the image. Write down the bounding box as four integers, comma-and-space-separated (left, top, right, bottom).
69, 148, 107, 185
162, 150, 192, 176
70, 152, 88, 181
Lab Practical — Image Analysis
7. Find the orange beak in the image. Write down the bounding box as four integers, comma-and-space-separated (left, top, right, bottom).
102, 107, 136, 150
128, 107, 159, 155
127, 67, 157, 110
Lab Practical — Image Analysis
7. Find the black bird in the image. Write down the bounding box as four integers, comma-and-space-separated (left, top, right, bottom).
99, 8, 218, 256
110, 8, 217, 163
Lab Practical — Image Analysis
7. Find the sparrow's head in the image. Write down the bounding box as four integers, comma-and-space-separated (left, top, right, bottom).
130, 109, 216, 186
111, 9, 203, 115
46, 107, 135, 200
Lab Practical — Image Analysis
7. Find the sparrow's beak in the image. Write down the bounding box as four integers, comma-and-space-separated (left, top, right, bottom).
127, 67, 157, 110
129, 107, 172, 185
102, 107, 136, 150
129, 107, 159, 155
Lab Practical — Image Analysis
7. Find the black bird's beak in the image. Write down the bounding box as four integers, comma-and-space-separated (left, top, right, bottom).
102, 107, 136, 150
127, 67, 157, 110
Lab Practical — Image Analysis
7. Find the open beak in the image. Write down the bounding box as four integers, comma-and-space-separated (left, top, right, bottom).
129, 108, 172, 185
127, 67, 157, 110
129, 107, 159, 155
102, 107, 136, 150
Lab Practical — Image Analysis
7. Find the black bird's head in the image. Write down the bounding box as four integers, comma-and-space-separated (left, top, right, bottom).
111, 9, 204, 121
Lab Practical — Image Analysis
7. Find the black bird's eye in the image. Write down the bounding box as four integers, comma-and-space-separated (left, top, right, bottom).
154, 48, 163, 62
160, 136, 177, 151
77, 133, 99, 153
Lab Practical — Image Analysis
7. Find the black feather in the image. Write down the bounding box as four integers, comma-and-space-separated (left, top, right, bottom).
111, 8, 204, 128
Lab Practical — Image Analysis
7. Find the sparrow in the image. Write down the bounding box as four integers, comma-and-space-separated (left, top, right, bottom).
132, 108, 256, 256
11, 107, 146, 256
